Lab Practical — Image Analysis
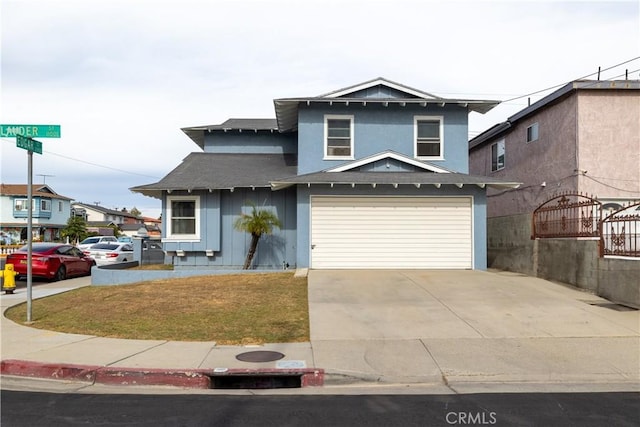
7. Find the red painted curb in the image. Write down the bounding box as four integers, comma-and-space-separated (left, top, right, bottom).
95, 367, 211, 389
1, 359, 97, 383
1, 359, 325, 388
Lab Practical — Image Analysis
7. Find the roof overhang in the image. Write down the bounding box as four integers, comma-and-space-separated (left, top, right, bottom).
274, 98, 500, 132
270, 172, 521, 191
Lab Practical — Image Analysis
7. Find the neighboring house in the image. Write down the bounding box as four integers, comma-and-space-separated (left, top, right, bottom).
0, 184, 73, 244
119, 222, 162, 238
132, 78, 519, 270
71, 203, 143, 227
469, 80, 640, 217
140, 216, 162, 238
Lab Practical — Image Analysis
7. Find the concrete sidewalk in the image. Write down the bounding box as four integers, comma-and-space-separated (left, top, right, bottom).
1, 270, 639, 393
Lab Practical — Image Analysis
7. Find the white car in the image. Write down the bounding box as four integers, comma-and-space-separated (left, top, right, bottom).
85, 243, 134, 265
77, 236, 118, 251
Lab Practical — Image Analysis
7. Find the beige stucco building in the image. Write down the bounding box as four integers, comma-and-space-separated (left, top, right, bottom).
469, 80, 640, 217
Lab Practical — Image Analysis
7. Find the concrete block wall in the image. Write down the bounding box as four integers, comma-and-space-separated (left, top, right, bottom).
597, 258, 640, 308
487, 214, 536, 276
487, 214, 640, 308
537, 239, 600, 292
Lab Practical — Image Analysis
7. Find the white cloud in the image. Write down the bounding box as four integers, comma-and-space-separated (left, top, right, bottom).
1, 0, 638, 217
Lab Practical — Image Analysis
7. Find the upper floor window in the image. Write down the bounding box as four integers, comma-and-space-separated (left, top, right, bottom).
14, 199, 29, 211
415, 116, 443, 159
491, 139, 505, 171
40, 199, 51, 212
58, 201, 63, 212
166, 195, 200, 241
526, 123, 539, 142
325, 115, 354, 159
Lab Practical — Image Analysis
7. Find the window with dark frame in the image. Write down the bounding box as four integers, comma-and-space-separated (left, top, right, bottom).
326, 118, 352, 157
526, 123, 539, 142
416, 119, 442, 157
491, 140, 505, 171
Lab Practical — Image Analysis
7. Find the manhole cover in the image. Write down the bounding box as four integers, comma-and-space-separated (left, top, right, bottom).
235, 351, 285, 363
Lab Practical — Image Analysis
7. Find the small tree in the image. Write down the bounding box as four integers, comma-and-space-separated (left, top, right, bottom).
61, 216, 88, 244
130, 207, 142, 217
234, 202, 282, 270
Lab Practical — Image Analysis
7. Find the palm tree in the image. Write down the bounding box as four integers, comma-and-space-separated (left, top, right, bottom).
234, 202, 282, 270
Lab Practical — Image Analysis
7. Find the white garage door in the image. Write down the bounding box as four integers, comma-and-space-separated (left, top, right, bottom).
311, 196, 472, 269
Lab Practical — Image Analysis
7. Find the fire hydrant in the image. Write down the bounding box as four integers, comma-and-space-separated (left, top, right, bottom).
2, 263, 17, 294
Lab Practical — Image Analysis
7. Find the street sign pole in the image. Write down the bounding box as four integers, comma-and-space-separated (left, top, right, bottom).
26, 150, 33, 323
6, 127, 60, 323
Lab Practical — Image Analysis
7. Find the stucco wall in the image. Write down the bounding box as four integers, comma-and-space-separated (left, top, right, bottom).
470, 94, 579, 217
577, 90, 640, 198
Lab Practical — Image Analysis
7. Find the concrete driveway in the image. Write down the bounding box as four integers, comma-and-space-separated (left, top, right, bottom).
308, 269, 640, 388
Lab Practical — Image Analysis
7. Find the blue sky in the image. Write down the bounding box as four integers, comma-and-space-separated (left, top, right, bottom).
1, 0, 638, 219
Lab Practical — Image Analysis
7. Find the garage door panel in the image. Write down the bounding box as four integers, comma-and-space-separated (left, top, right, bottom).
311, 196, 472, 269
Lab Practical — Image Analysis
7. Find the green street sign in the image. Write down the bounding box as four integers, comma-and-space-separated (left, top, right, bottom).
0, 124, 60, 138
16, 134, 43, 154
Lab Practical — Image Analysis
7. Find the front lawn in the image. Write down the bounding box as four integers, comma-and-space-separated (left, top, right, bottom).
4, 272, 309, 345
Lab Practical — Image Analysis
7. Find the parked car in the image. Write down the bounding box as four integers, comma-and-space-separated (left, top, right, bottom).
77, 236, 118, 251
85, 243, 134, 265
118, 236, 133, 243
6, 243, 96, 281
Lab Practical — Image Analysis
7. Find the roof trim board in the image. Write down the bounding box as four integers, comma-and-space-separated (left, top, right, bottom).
326, 150, 452, 174
320, 77, 441, 99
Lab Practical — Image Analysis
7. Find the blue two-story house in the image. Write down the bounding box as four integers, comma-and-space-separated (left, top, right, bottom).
132, 78, 519, 270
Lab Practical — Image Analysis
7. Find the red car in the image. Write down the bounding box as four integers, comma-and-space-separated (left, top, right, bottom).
6, 243, 96, 281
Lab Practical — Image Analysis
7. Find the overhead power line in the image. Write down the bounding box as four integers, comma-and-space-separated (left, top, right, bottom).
501, 57, 640, 103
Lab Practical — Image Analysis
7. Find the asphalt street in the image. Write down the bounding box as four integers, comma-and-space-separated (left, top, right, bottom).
2, 390, 639, 427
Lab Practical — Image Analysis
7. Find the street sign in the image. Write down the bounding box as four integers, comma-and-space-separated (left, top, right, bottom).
16, 134, 43, 154
0, 124, 60, 138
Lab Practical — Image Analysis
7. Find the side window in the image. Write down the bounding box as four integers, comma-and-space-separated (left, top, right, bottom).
526, 123, 539, 142
491, 140, 505, 172
324, 115, 354, 159
166, 195, 201, 241
415, 116, 444, 159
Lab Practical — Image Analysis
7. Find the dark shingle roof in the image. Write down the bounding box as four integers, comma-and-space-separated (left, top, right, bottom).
181, 119, 279, 149
130, 153, 298, 199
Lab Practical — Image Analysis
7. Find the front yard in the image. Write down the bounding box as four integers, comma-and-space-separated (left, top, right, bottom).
4, 272, 309, 345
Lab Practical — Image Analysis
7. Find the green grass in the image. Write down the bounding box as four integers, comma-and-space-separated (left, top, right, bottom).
5, 272, 309, 345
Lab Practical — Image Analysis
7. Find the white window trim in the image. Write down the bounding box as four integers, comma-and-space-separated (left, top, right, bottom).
164, 195, 201, 242
491, 139, 505, 172
526, 122, 539, 143
414, 115, 444, 160
324, 114, 354, 160
40, 199, 51, 212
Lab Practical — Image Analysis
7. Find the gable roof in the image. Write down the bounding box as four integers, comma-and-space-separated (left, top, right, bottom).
320, 77, 440, 99
326, 150, 453, 174
0, 184, 72, 200
130, 153, 298, 199
274, 77, 500, 132
72, 203, 140, 219
469, 79, 640, 150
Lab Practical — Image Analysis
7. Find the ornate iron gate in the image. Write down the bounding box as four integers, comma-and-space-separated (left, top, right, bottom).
600, 202, 640, 257
532, 192, 602, 238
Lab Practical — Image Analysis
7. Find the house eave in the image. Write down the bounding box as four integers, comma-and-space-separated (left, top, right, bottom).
274, 98, 500, 132
270, 172, 521, 191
